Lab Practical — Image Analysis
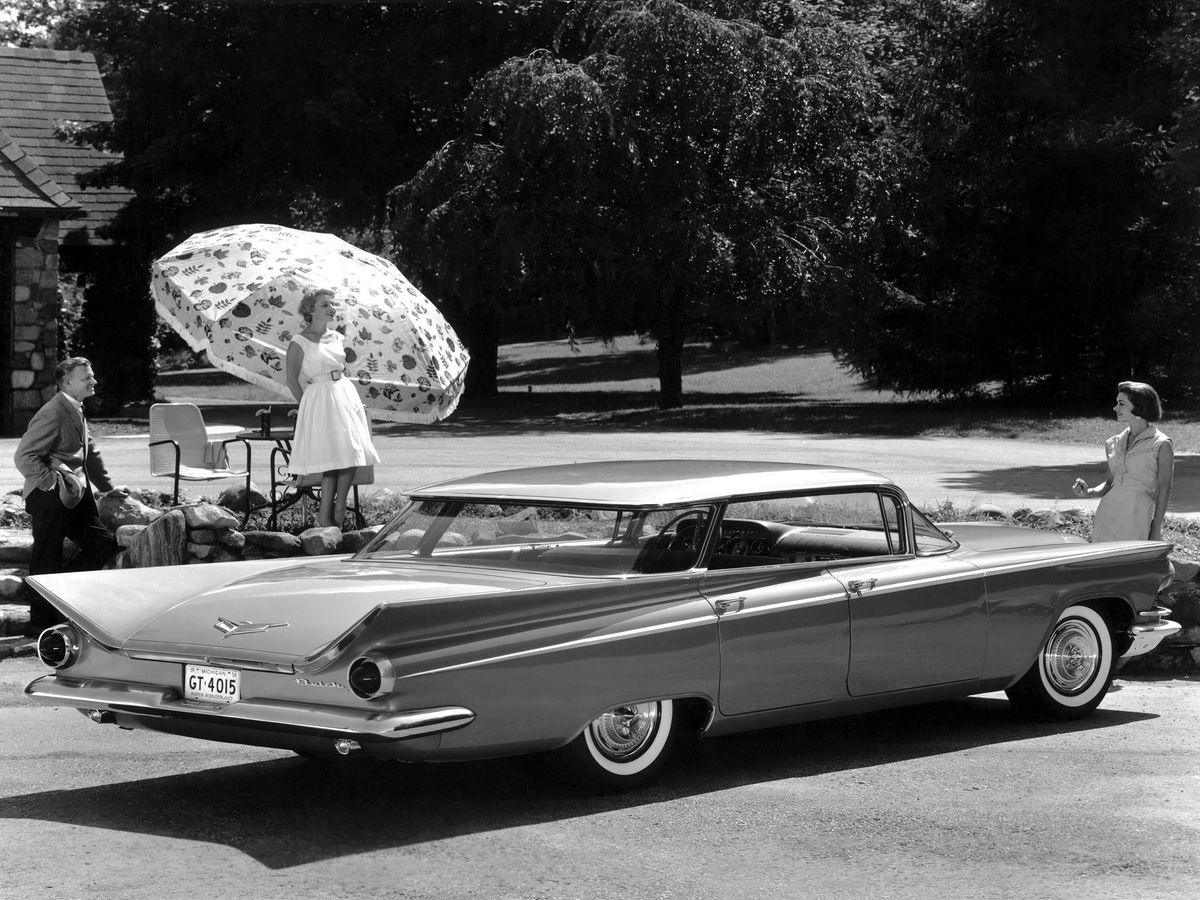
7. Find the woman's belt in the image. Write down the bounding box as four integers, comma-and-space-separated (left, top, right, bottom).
309, 369, 347, 384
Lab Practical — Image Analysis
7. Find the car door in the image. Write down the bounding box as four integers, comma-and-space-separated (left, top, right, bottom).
701, 495, 854, 716
827, 499, 988, 696
702, 564, 850, 715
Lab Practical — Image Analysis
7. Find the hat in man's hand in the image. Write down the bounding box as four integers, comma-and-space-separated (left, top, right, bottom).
54, 464, 85, 509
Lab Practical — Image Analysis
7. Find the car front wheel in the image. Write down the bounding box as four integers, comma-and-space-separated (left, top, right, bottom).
1006, 604, 1114, 721
551, 699, 676, 791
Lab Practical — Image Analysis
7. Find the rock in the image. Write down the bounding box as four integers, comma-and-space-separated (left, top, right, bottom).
967, 504, 1007, 519
338, 526, 384, 553
0, 493, 27, 527
127, 510, 188, 568
216, 483, 269, 514
115, 524, 148, 548
243, 531, 302, 554
0, 575, 25, 599
182, 502, 239, 530
1169, 557, 1200, 583
241, 544, 265, 559
218, 529, 246, 550
0, 528, 33, 563
190, 529, 217, 545
0, 603, 30, 637
209, 546, 237, 564
188, 543, 217, 560
97, 491, 163, 529
1026, 508, 1063, 527
301, 526, 343, 555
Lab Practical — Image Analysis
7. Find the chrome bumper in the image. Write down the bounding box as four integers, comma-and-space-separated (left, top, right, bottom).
25, 674, 475, 742
1121, 619, 1182, 659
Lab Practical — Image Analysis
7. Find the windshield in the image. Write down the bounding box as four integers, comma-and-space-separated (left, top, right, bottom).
358, 499, 716, 576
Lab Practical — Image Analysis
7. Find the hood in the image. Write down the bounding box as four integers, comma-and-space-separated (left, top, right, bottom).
943, 522, 1088, 552
28, 557, 556, 668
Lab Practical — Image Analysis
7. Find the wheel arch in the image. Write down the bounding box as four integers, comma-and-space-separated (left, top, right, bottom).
562, 693, 713, 747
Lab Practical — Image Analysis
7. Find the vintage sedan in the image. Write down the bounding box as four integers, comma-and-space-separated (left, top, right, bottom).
26, 460, 1181, 790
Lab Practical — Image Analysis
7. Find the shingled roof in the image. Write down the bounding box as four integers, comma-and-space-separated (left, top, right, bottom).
0, 45, 133, 245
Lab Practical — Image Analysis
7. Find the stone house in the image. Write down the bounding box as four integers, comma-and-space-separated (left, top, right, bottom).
0, 46, 132, 436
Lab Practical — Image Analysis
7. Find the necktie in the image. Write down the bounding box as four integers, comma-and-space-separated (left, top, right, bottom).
80, 411, 91, 488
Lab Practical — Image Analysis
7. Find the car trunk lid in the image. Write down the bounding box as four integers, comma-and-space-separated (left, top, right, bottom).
28, 557, 556, 668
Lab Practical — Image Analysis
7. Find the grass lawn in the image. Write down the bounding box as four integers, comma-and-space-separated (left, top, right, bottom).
153, 333, 1200, 450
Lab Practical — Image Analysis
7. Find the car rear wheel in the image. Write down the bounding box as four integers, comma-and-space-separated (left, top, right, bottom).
1006, 604, 1114, 721
551, 699, 677, 791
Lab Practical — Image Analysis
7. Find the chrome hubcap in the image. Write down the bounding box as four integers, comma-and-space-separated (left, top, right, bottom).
1044, 619, 1100, 694
589, 702, 660, 761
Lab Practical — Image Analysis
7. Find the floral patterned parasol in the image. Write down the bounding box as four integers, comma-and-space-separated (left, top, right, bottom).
150, 224, 469, 424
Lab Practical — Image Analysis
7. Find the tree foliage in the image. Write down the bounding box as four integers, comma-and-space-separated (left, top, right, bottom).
391, 0, 897, 405
827, 0, 1200, 401
13, 0, 563, 407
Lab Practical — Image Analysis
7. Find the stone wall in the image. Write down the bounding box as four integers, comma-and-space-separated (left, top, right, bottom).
8, 217, 61, 436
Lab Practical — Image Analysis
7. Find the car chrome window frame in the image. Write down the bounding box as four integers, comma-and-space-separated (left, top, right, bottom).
908, 502, 959, 556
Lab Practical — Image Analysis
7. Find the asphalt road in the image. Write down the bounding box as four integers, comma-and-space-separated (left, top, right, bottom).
7, 425, 1200, 516
1, 654, 1196, 900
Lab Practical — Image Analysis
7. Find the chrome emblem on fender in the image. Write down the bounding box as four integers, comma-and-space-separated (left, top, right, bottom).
295, 677, 347, 690
213, 617, 289, 638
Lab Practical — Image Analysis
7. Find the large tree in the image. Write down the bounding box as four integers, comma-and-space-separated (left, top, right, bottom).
391, 0, 896, 405
827, 0, 1200, 401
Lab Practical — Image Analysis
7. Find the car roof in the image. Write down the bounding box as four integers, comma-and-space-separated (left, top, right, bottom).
409, 459, 894, 507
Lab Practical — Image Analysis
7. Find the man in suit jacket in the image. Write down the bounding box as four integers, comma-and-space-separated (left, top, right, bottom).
14, 357, 118, 633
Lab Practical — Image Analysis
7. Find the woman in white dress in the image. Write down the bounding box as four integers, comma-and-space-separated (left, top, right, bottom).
1072, 381, 1173, 542
285, 289, 381, 528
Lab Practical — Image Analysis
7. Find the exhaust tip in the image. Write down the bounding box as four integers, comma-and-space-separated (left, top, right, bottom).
87, 709, 115, 724
333, 739, 361, 756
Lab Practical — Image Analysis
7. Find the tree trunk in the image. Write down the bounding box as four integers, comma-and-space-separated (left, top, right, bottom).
461, 305, 499, 397
656, 323, 684, 409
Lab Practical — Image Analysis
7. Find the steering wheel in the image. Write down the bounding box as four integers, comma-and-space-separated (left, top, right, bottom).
654, 512, 708, 551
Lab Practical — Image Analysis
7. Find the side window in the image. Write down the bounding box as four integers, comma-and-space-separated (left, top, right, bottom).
716, 491, 904, 569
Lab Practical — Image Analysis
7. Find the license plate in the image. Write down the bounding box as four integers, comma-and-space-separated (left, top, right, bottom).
183, 665, 240, 704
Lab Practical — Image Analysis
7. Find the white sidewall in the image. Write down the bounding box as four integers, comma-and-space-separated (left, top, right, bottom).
1038, 606, 1113, 708
583, 700, 674, 776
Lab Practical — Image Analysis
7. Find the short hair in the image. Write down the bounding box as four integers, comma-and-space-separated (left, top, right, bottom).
298, 288, 334, 324
55, 356, 92, 385
1118, 380, 1163, 422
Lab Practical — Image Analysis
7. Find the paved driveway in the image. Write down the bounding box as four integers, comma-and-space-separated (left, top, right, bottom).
1, 421, 1179, 515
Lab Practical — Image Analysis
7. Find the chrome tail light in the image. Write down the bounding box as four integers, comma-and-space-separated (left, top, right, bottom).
348, 653, 394, 700
38, 625, 80, 669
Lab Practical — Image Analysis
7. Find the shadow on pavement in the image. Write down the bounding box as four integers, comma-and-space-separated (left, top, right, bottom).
0, 696, 1153, 869
943, 456, 1200, 514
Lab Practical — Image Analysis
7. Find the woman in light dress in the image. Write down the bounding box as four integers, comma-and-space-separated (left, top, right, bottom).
286, 288, 380, 529
1072, 381, 1173, 542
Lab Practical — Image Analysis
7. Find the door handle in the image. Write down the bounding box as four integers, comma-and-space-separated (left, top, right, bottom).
847, 578, 877, 595
714, 596, 746, 615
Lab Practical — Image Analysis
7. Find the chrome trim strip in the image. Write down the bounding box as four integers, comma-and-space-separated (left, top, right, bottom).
24, 675, 474, 741
401, 614, 715, 679
978, 545, 1171, 579
124, 651, 295, 673
714, 591, 847, 618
